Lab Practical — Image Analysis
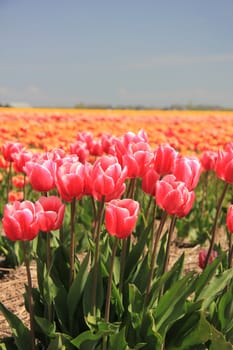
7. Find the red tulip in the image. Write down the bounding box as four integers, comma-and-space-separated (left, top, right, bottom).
2, 141, 23, 162
12, 148, 33, 173
215, 150, 233, 183
226, 205, 233, 233
69, 141, 89, 163
141, 166, 160, 196
153, 143, 178, 176
37, 195, 65, 231
105, 198, 140, 239
2, 200, 42, 241
199, 150, 218, 172
198, 249, 218, 269
122, 142, 154, 178
91, 155, 127, 202
24, 158, 56, 192
56, 156, 85, 202
156, 174, 195, 217
173, 155, 201, 190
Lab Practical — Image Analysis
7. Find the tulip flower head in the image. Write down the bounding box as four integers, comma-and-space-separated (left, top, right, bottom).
37, 195, 65, 232
156, 174, 195, 217
173, 155, 201, 191
24, 157, 56, 192
141, 166, 160, 196
91, 155, 127, 202
2, 200, 42, 241
215, 150, 233, 184
199, 249, 218, 269
56, 156, 86, 202
153, 143, 178, 176
226, 205, 233, 234
199, 150, 218, 172
105, 198, 140, 239
2, 141, 24, 162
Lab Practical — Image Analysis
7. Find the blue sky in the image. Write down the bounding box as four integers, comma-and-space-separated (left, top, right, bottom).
1, 0, 233, 108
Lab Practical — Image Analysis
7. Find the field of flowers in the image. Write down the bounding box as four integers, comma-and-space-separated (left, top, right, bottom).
1, 107, 233, 350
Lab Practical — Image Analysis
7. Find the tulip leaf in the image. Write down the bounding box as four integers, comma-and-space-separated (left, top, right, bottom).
47, 333, 75, 350
0, 302, 31, 350
217, 280, 233, 339
67, 252, 90, 324
124, 222, 151, 280
34, 315, 56, 337
154, 271, 196, 337
197, 268, 233, 310
194, 252, 224, 300
83, 264, 104, 318
108, 327, 127, 350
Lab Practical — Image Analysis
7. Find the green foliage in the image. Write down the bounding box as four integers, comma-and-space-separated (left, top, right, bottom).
1, 171, 233, 349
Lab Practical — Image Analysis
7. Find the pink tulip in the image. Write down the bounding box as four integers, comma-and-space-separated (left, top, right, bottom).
56, 156, 85, 202
215, 150, 233, 183
199, 150, 218, 172
37, 195, 65, 231
153, 143, 178, 176
122, 142, 154, 178
2, 141, 23, 162
69, 141, 89, 163
156, 174, 195, 217
173, 155, 201, 190
105, 198, 140, 239
12, 148, 33, 173
91, 155, 127, 202
198, 249, 218, 269
2, 200, 42, 241
24, 158, 56, 192
141, 166, 160, 196
226, 205, 233, 233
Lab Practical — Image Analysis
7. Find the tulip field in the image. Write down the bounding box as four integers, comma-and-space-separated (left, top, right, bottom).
1, 107, 233, 349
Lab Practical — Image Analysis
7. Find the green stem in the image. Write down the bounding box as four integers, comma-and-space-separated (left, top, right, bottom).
21, 241, 36, 350
69, 197, 76, 286
92, 196, 105, 316
103, 237, 118, 350
144, 210, 168, 305
104, 237, 118, 322
119, 238, 127, 294
162, 215, 177, 274
204, 182, 229, 268
145, 195, 153, 223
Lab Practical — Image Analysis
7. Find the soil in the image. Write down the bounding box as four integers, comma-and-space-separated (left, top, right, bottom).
0, 227, 228, 340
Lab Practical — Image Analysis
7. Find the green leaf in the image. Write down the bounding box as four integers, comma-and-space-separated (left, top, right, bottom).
209, 324, 233, 350
128, 284, 144, 330
47, 333, 75, 350
83, 265, 104, 318
154, 272, 196, 338
217, 281, 233, 339
141, 310, 163, 349
197, 268, 233, 310
67, 252, 90, 323
108, 327, 128, 350
194, 253, 224, 300
166, 311, 211, 349
0, 302, 31, 350
124, 222, 151, 280
54, 286, 70, 334
34, 315, 56, 337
